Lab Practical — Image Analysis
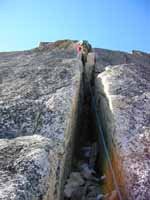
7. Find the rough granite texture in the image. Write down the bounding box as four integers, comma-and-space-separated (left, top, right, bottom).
95, 63, 150, 200
0, 41, 83, 200
0, 135, 52, 200
94, 48, 150, 74
0, 40, 150, 200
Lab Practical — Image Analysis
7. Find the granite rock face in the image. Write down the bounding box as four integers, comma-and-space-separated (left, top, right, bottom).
94, 48, 150, 73
0, 40, 150, 200
0, 40, 83, 200
0, 135, 52, 200
95, 63, 150, 200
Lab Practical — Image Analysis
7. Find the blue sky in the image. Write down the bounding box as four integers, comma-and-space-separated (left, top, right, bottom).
0, 0, 150, 52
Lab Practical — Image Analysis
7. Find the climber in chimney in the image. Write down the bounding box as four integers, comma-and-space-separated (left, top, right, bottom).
76, 40, 92, 66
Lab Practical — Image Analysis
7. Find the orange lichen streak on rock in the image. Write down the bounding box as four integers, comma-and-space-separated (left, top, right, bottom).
100, 146, 126, 200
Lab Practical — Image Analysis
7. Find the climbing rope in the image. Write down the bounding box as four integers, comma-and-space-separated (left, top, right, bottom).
84, 66, 123, 200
